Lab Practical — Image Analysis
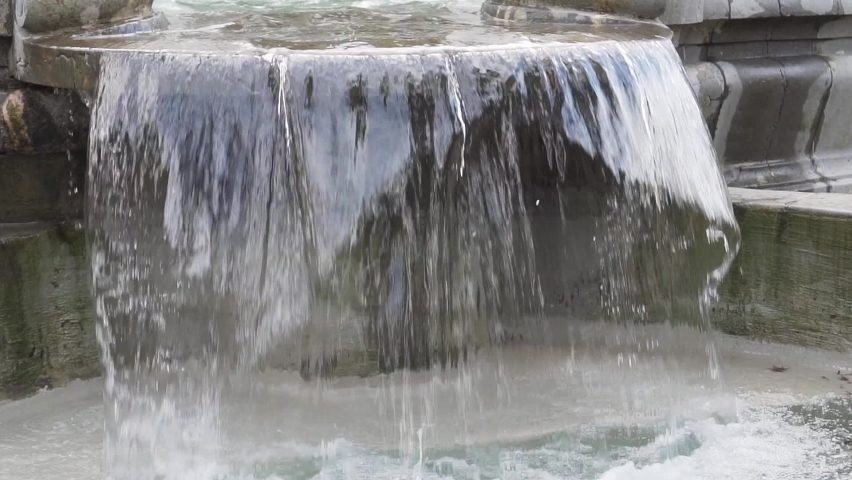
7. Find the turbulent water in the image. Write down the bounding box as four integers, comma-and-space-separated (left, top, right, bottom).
87, 32, 739, 478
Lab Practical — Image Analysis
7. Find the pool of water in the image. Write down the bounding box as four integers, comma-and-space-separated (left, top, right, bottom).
3, 331, 851, 480
31, 0, 666, 56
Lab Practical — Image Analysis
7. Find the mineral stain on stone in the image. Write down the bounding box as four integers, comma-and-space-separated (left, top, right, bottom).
0, 224, 98, 399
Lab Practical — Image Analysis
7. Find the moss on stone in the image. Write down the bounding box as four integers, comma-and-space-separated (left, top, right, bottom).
0, 223, 99, 398
714, 204, 852, 351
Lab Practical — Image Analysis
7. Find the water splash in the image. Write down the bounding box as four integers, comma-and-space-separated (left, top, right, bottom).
88, 37, 739, 478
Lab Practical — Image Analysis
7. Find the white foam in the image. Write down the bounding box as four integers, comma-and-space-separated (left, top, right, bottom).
2, 336, 851, 480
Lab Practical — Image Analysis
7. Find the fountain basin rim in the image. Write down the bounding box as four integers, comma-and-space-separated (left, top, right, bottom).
16, 26, 672, 90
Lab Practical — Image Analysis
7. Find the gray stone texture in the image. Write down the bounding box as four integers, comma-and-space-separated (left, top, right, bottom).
811, 55, 852, 191
730, 0, 780, 18
661, 0, 852, 25
0, 223, 97, 398
713, 59, 785, 166
0, 152, 85, 223
0, 0, 10, 37
505, 0, 668, 19
715, 189, 852, 351
0, 82, 88, 154
15, 0, 153, 34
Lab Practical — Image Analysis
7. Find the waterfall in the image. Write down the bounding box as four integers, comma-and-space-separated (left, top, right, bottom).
88, 38, 739, 478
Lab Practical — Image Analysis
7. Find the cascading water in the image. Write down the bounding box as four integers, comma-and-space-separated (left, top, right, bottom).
86, 12, 740, 477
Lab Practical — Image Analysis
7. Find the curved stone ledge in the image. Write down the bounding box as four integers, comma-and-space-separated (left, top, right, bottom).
14, 0, 153, 34
487, 0, 666, 19
714, 188, 852, 351
480, 1, 669, 25
0, 222, 97, 399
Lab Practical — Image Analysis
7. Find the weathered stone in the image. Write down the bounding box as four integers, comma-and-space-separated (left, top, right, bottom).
0, 151, 85, 223
712, 59, 785, 165
672, 22, 719, 45
678, 44, 707, 62
0, 223, 98, 398
817, 38, 852, 55
722, 56, 834, 190
780, 0, 841, 16
714, 188, 852, 351
705, 0, 731, 19
767, 40, 816, 56
501, 0, 668, 18
712, 17, 775, 43
0, 86, 88, 154
813, 55, 852, 191
15, 0, 153, 34
767, 56, 832, 165
684, 61, 726, 130
0, 0, 10, 37
661, 0, 704, 24
729, 0, 781, 19
706, 41, 768, 60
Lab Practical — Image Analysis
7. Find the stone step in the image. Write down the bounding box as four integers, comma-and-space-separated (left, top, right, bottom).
0, 222, 97, 399
714, 188, 852, 351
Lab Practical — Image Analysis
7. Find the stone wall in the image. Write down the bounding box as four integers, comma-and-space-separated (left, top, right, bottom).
715, 188, 852, 351
0, 223, 97, 398
674, 13, 852, 192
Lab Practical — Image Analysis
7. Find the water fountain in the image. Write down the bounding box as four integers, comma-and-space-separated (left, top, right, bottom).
1, 0, 852, 479
76, 1, 744, 476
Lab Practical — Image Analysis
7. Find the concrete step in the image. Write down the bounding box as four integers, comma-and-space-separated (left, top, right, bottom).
0, 222, 97, 399
714, 188, 852, 351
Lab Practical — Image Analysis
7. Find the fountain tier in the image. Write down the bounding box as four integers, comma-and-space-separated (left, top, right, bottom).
81, 7, 740, 476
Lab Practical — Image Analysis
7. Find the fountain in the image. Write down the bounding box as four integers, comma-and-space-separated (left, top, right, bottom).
1, 0, 852, 479
76, 0, 742, 476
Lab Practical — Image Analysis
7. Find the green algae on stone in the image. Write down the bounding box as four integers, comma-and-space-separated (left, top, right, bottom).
0, 223, 98, 398
714, 201, 852, 351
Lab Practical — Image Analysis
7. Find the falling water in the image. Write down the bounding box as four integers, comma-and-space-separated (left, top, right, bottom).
87, 37, 739, 478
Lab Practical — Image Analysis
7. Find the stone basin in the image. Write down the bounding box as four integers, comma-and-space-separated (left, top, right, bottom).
13, 0, 670, 89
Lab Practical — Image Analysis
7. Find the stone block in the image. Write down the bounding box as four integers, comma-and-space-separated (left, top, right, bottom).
729, 0, 781, 19
0, 86, 88, 154
814, 56, 852, 169
15, 0, 154, 34
713, 59, 785, 165
0, 151, 85, 223
661, 0, 704, 24
766, 56, 832, 164
673, 22, 719, 45
770, 17, 824, 40
817, 38, 852, 55
706, 41, 769, 60
684, 61, 726, 130
767, 40, 817, 56
714, 188, 852, 351
0, 223, 97, 398
818, 17, 852, 38
705, 0, 732, 19
678, 45, 707, 62
712, 17, 775, 42
0, 0, 10, 37
500, 0, 667, 18
780, 0, 841, 16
